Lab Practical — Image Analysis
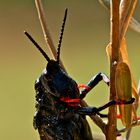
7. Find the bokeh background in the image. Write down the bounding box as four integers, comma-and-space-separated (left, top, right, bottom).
0, 0, 140, 140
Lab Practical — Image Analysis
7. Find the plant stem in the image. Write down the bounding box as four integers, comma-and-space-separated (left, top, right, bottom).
119, 0, 138, 42
106, 0, 120, 139
35, 0, 66, 72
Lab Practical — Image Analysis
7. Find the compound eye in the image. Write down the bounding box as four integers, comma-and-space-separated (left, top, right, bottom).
44, 73, 52, 80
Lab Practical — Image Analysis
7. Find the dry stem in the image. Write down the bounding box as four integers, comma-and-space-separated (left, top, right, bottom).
35, 0, 66, 71
106, 1, 120, 140
119, 0, 138, 42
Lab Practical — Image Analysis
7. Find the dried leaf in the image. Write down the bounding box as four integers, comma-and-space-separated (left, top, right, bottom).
106, 38, 138, 101
115, 62, 132, 128
106, 39, 138, 121
106, 43, 111, 62
119, 38, 138, 103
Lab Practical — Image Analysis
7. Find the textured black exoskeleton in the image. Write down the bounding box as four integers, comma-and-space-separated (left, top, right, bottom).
25, 9, 135, 140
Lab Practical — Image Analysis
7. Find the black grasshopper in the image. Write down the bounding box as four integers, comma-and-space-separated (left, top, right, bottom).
25, 9, 134, 140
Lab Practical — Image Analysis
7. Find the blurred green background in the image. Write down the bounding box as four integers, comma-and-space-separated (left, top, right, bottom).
0, 0, 140, 140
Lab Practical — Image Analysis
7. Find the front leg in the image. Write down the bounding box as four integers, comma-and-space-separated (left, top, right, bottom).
80, 72, 110, 99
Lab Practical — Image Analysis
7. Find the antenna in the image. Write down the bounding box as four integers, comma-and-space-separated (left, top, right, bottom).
24, 31, 50, 62
57, 8, 68, 63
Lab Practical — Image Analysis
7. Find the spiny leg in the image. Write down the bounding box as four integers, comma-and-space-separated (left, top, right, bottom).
80, 72, 110, 99
77, 98, 135, 116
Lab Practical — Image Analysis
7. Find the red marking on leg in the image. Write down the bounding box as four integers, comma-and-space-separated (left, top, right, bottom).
115, 99, 128, 105
137, 117, 140, 120
60, 97, 81, 107
115, 98, 135, 105
78, 84, 90, 90
116, 114, 121, 119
